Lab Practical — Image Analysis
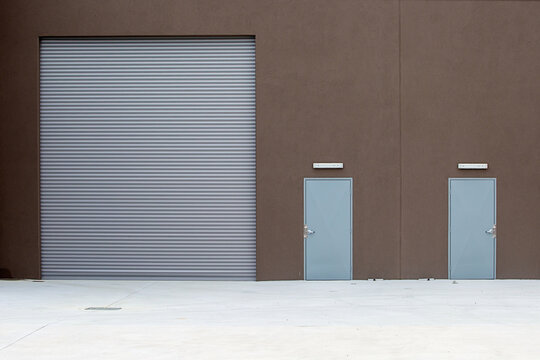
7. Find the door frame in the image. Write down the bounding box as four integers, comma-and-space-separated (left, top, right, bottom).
448, 178, 497, 279
303, 177, 353, 280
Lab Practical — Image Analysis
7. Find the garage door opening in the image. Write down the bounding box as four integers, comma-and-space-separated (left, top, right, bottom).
39, 37, 256, 280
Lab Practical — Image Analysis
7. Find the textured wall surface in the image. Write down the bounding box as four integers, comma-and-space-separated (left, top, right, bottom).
1, 0, 539, 279
401, 1, 540, 278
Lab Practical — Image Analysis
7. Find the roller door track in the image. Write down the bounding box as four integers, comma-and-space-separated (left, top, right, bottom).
39, 37, 256, 280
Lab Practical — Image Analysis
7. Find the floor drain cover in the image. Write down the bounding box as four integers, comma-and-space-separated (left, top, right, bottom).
85, 307, 122, 311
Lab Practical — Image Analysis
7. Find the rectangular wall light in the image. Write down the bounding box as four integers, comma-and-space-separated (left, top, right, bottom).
313, 163, 344, 169
458, 163, 488, 170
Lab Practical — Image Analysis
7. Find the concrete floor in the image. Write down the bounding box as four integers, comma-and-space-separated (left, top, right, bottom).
1, 280, 540, 359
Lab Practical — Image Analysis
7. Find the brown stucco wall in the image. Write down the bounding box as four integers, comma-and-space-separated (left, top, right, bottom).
0, 0, 539, 280
400, 1, 540, 279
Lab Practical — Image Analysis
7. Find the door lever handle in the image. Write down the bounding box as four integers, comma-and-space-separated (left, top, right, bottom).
303, 225, 315, 239
485, 224, 496, 238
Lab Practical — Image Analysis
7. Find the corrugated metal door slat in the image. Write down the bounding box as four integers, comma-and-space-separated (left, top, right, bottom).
40, 37, 256, 280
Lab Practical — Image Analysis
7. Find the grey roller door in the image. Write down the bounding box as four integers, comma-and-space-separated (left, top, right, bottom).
40, 37, 256, 280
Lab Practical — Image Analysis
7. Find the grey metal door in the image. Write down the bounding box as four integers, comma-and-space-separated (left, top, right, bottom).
449, 178, 496, 279
40, 37, 256, 280
304, 178, 352, 280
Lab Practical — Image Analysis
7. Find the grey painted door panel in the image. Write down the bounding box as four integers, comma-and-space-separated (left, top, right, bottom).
40, 37, 256, 280
304, 178, 352, 280
449, 178, 496, 279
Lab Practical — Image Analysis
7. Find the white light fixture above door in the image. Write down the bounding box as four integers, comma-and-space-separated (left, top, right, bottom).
313, 163, 344, 169
458, 163, 488, 170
